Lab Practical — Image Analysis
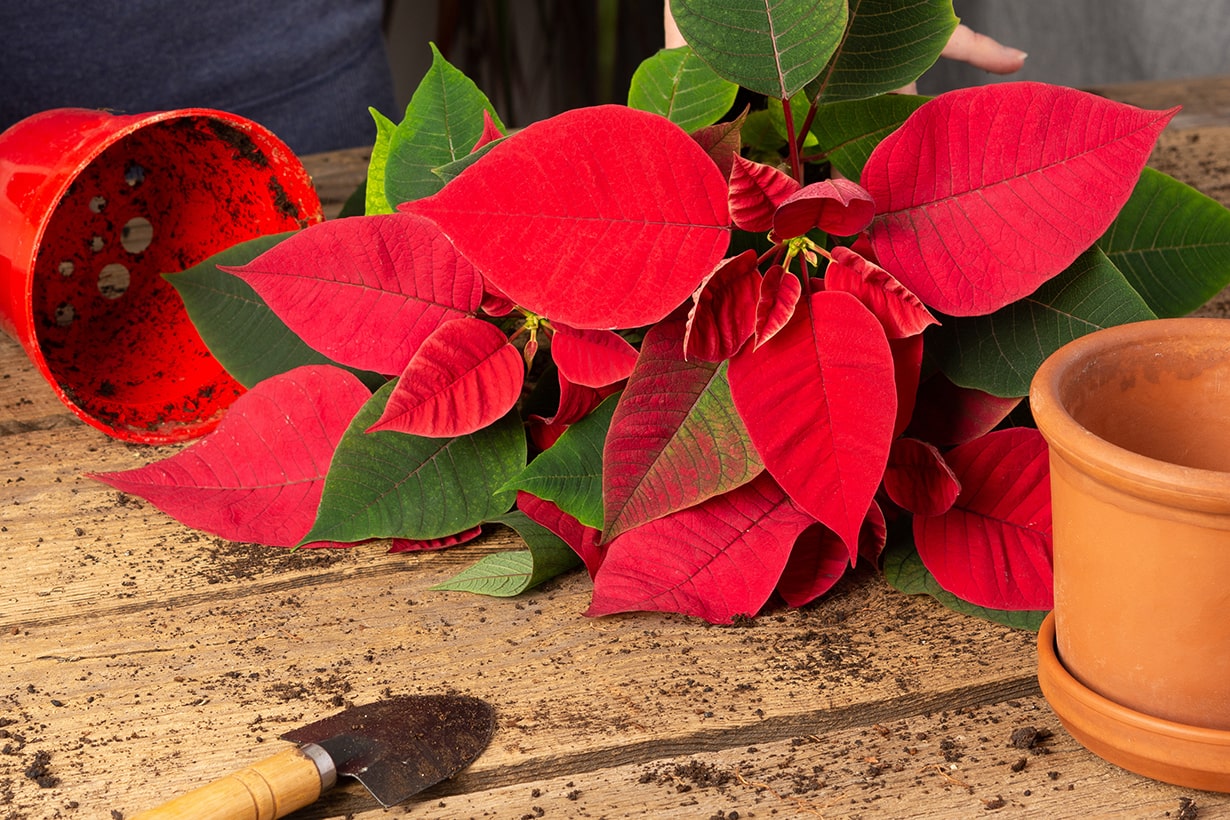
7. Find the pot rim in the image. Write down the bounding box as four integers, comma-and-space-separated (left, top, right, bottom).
1030, 318, 1230, 512
0, 107, 320, 443
1, 106, 306, 341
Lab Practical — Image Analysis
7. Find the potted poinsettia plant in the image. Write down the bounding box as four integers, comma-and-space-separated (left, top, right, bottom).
92, 0, 1230, 627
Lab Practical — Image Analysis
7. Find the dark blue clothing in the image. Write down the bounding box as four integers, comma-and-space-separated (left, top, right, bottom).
0, 1, 396, 155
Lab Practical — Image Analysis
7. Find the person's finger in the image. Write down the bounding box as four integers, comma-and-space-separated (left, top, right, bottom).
665, 1, 686, 48
941, 24, 1028, 74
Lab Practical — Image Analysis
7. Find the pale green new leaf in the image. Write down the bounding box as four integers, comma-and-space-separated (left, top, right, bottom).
501, 394, 617, 530
304, 381, 525, 544
432, 511, 582, 597
928, 247, 1156, 398
809, 94, 928, 179
1097, 167, 1230, 318
806, 0, 957, 104
671, 0, 847, 99
882, 534, 1047, 630
364, 107, 398, 215
627, 46, 738, 131
384, 43, 505, 208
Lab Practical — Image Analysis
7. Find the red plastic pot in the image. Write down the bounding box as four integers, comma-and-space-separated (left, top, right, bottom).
0, 108, 322, 443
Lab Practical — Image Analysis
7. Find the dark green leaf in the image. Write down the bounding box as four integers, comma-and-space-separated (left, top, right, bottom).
928, 247, 1156, 397
167, 233, 365, 389
882, 532, 1047, 631
384, 43, 505, 208
338, 180, 367, 219
432, 138, 502, 186
501, 394, 617, 529
304, 380, 525, 544
627, 46, 738, 131
432, 511, 582, 597
1098, 166, 1230, 318
671, 0, 847, 99
806, 0, 957, 104
808, 94, 928, 179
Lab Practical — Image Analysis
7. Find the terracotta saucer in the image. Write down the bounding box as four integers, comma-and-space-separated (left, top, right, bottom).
1037, 612, 1230, 793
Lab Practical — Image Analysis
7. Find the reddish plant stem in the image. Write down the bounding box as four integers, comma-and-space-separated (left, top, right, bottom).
759, 244, 786, 268
797, 100, 818, 149
782, 96, 804, 183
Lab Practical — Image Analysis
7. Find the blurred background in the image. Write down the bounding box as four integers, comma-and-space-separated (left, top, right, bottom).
386, 0, 664, 129
4, 1, 1230, 155
391, 0, 1230, 118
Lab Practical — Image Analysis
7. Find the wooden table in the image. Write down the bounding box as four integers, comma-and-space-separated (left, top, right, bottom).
4, 78, 1230, 819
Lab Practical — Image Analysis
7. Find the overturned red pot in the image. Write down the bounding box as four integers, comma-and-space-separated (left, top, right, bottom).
0, 108, 322, 443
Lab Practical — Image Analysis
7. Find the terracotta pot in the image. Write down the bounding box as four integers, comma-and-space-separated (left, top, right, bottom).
0, 108, 322, 443
1030, 317, 1230, 791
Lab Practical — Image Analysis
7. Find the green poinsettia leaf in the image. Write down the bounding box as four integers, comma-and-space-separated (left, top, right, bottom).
304, 380, 525, 544
627, 46, 738, 131
671, 0, 847, 99
365, 107, 398, 215
741, 109, 788, 155
928, 247, 1156, 398
809, 94, 928, 179
432, 511, 582, 597
384, 43, 505, 208
339, 180, 367, 219
881, 531, 1047, 631
432, 138, 502, 186
806, 0, 957, 104
167, 233, 378, 389
501, 394, 616, 530
1097, 166, 1230, 318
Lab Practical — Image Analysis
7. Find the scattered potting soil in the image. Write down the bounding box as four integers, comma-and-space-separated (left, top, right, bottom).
21, 751, 58, 789
1177, 796, 1199, 819
1009, 725, 1053, 754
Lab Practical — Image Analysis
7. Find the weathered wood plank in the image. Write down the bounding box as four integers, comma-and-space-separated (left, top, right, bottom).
2, 537, 1040, 817
388, 694, 1230, 820
0, 334, 76, 431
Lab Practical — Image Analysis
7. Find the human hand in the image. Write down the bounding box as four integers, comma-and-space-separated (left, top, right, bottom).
938, 23, 1027, 75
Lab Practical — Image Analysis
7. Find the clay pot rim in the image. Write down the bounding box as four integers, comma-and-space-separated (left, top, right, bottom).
1030, 318, 1230, 511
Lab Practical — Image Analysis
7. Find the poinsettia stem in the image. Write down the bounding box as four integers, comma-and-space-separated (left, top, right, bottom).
781, 96, 804, 183
759, 244, 785, 268
796, 99, 818, 149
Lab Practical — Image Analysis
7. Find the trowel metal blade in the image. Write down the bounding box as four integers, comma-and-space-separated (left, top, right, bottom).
280, 694, 495, 807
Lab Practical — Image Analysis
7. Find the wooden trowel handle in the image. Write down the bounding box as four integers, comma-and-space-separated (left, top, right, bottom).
130, 746, 327, 820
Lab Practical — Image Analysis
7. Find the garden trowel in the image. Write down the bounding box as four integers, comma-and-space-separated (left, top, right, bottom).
131, 694, 495, 819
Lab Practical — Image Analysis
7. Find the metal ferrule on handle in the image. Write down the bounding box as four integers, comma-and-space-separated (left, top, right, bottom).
129, 743, 336, 820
